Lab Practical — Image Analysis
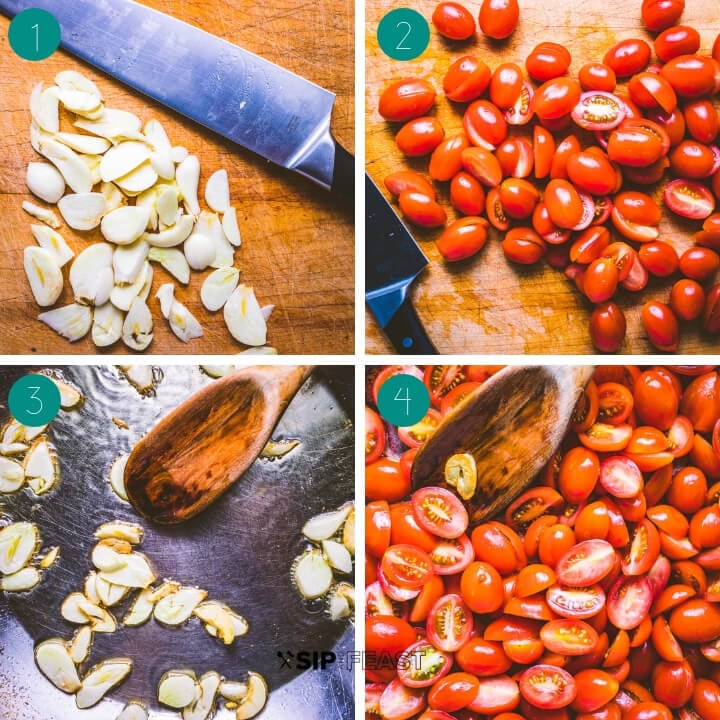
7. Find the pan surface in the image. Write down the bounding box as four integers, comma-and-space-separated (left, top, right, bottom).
0, 365, 354, 720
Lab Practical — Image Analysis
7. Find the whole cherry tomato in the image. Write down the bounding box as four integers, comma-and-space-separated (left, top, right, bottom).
432, 1, 476, 40
603, 38, 651, 77
684, 99, 719, 144
641, 0, 685, 32
661, 55, 718, 98
379, 78, 436, 122
670, 279, 705, 321
498, 178, 540, 218
396, 117, 445, 157
490, 63, 524, 109
430, 133, 470, 181
385, 170, 436, 199
436, 216, 489, 261
399, 190, 447, 228
443, 55, 491, 103
367, 458, 412, 503
533, 77, 582, 120
669, 140, 716, 179
463, 99, 508, 150
502, 227, 546, 264
478, 0, 519, 40
544, 178, 584, 229
654, 25, 700, 62
526, 42, 572, 82
579, 62, 617, 92
590, 302, 627, 353
450, 171, 485, 215
679, 247, 720, 281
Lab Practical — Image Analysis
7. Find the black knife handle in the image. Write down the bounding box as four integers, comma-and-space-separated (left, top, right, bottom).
331, 141, 355, 212
385, 297, 438, 354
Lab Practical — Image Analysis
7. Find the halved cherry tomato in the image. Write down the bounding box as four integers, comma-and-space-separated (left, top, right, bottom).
622, 519, 661, 576
382, 544, 434, 589
607, 575, 653, 630
428, 672, 480, 712
575, 501, 611, 542
399, 408, 442, 448
461, 146, 503, 186
572, 92, 625, 132
599, 456, 643, 499
496, 136, 534, 178
427, 593, 473, 652
538, 523, 577, 569
397, 639, 453, 688
379, 78, 437, 122
461, 561, 504, 613
379, 678, 427, 719
432, 2, 476, 40
409, 574, 445, 623
505, 487, 564, 531
684, 99, 719, 144
541, 619, 600, 656
463, 99, 508, 150
556, 539, 617, 587
468, 675, 521, 714
547, 584, 606, 620
478, 0, 519, 39
628, 72, 678, 113
390, 501, 437, 552
502, 227, 547, 264
430, 534, 474, 575
366, 407, 386, 466
516, 563, 556, 597
579, 423, 632, 453
519, 664, 577, 709
440, 381, 482, 416
471, 521, 527, 574
572, 670, 620, 713
412, 486, 468, 539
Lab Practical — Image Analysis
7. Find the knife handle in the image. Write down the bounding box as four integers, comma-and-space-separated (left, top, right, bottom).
331, 141, 355, 211
385, 297, 438, 355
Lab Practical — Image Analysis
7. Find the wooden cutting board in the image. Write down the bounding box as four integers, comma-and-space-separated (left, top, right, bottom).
0, 0, 353, 355
366, 0, 720, 354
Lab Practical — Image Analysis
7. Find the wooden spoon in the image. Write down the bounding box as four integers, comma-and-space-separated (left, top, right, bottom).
411, 365, 595, 526
125, 365, 313, 523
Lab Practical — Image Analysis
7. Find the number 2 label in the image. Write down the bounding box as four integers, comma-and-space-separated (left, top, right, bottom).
377, 8, 430, 61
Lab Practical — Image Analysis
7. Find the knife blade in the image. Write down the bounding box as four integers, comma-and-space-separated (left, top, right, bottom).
0, 0, 354, 199
365, 175, 437, 354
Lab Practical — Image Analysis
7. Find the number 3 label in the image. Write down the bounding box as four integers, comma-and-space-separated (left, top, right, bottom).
377, 8, 430, 61
8, 374, 61, 426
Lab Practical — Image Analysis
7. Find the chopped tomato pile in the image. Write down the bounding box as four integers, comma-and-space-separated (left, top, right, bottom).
366, 364, 720, 720
376, 0, 720, 351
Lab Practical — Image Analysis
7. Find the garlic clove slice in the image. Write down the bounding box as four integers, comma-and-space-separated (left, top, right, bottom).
223, 284, 267, 346
30, 225, 74, 267
122, 588, 154, 627
292, 549, 333, 599
101, 206, 151, 245
222, 206, 242, 247
176, 155, 200, 215
30, 83, 60, 133
100, 141, 150, 182
92, 302, 124, 347
35, 639, 82, 693
116, 701, 149, 720
122, 297, 153, 351
343, 505, 355, 555
46, 377, 83, 409
101, 181, 127, 212
91, 544, 127, 573
67, 626, 94, 664
322, 539, 353, 574
109, 454, 129, 500
219, 680, 248, 702
158, 670, 199, 709
26, 162, 66, 204
58, 193, 107, 231
155, 283, 175, 319
327, 582, 355, 621
24, 247, 63, 307
167, 299, 203, 343
24, 437, 59, 495
143, 214, 195, 247
61, 592, 101, 624
75, 657, 133, 709
193, 600, 236, 644
57, 87, 102, 116
0, 456, 25, 493
156, 185, 180, 225
113, 239, 149, 286
115, 161, 158, 196
95, 575, 129, 607
98, 550, 155, 588
55, 70, 102, 98
182, 671, 220, 720
200, 365, 234, 378
22, 200, 62, 228
39, 545, 60, 568
1, 566, 41, 592
234, 672, 268, 720
205, 169, 230, 213
38, 138, 94, 193
70, 243, 114, 306
200, 267, 239, 312
55, 131, 111, 155
84, 572, 101, 604
154, 586, 207, 625
302, 502, 352, 541
38, 303, 93, 341
183, 232, 216, 270
144, 119, 175, 180
148, 247, 190, 284
110, 261, 151, 312
74, 108, 143, 142
94, 521, 144, 545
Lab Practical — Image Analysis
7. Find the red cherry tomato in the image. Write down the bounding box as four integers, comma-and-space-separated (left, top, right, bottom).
379, 78, 437, 122
432, 2, 476, 40
436, 216, 489, 262
468, 675, 521, 714
579, 62, 617, 92
655, 25, 700, 62
382, 544, 434, 589
519, 664, 577, 709
607, 575, 654, 630
461, 561, 504, 613
396, 117, 445, 157
496, 136, 534, 178
397, 639, 453, 688
572, 92, 626, 132
541, 619, 600, 656
502, 227, 546, 264
639, 241, 679, 277
684, 99, 719, 144
572, 670, 620, 713
555, 539, 617, 587
478, 0, 519, 40
428, 672, 480, 712
367, 458, 411, 502
366, 615, 418, 679
669, 140, 716, 179
546, 584, 607, 619
430, 133, 470, 181
461, 146, 503, 186
398, 408, 442, 448
427, 593, 473, 652
491, 62, 524, 109
398, 190, 447, 228
590, 302, 627, 353
450, 171, 485, 215
526, 42, 572, 82
499, 178, 540, 218
463, 99, 508, 150
366, 407, 386, 465
443, 55, 491, 103
379, 678, 428, 719
384, 170, 436, 199
641, 301, 680, 352
661, 55, 717, 98
641, 0, 685, 32
603, 39, 651, 78
533, 78, 582, 121
412, 486, 468, 539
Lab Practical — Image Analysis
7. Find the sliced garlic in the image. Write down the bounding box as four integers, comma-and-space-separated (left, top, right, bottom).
57, 86, 102, 116
81, 153, 103, 186
155, 184, 179, 226
113, 239, 149, 285
200, 365, 234, 378
0, 456, 26, 493
154, 586, 207, 625
47, 377, 83, 409
91, 542, 127, 573
144, 119, 175, 180
196, 210, 233, 268
201, 267, 239, 312
38, 303, 93, 341
30, 225, 74, 267
58, 192, 107, 231
0, 443, 28, 456
148, 247, 190, 284
23, 247, 63, 308
183, 232, 216, 270
219, 680, 248, 702
75, 657, 133, 709
182, 671, 220, 720
444, 453, 478, 501
205, 169, 230, 213
143, 214, 194, 247
84, 572, 101, 604
68, 626, 94, 664
26, 162, 66, 204
98, 550, 155, 588
223, 284, 267, 346
95, 521, 144, 545
123, 587, 154, 626
171, 146, 189, 163
202, 604, 248, 643
115, 161, 158, 195
176, 155, 200, 215
327, 582, 355, 621
158, 669, 199, 709
116, 700, 149, 720
92, 302, 123, 347
147, 579, 182, 602
100, 181, 127, 213
222, 206, 242, 246
40, 546, 60, 568
235, 672, 268, 720
293, 549, 333, 599
101, 206, 151, 246
122, 297, 153, 351
70, 243, 114, 306
108, 454, 129, 501
38, 138, 94, 193
302, 503, 353, 542
22, 200, 62, 228
322, 539, 353, 574
30, 83, 60, 133
35, 639, 82, 693
260, 438, 300, 459
55, 131, 111, 155
1, 566, 41, 592
95, 577, 128, 608
24, 437, 59, 495
118, 366, 158, 395
156, 283, 175, 318
61, 592, 102, 624
100, 141, 150, 182
167, 299, 203, 343
110, 261, 151, 311
237, 346, 278, 355
55, 69, 102, 98
74, 108, 143, 142
343, 505, 355, 555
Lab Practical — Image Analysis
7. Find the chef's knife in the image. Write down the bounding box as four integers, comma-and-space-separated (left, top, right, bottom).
0, 0, 354, 205
366, 175, 437, 354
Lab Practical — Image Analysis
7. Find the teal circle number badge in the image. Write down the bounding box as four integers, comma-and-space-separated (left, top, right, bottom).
8, 8, 61, 61
377, 373, 430, 427
377, 8, 430, 61
8, 374, 61, 426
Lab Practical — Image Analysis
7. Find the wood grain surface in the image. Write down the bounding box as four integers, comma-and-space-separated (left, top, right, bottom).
366, 0, 720, 354
0, 0, 353, 355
